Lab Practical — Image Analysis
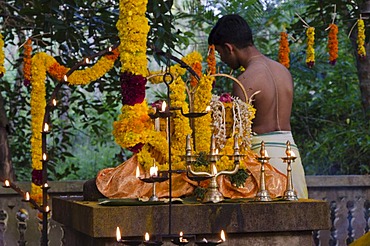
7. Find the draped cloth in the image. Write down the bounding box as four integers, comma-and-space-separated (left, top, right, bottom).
96, 151, 287, 200
251, 131, 308, 199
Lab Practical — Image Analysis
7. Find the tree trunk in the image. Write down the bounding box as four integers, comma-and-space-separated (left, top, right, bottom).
0, 91, 15, 181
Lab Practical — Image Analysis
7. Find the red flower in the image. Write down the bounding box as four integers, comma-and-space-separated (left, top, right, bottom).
120, 72, 147, 106
32, 169, 43, 186
128, 143, 144, 153
219, 93, 233, 103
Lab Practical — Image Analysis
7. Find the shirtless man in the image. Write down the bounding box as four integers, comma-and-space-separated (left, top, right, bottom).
208, 14, 308, 198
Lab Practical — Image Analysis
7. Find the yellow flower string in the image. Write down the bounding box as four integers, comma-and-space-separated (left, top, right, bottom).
23, 39, 33, 85
30, 52, 56, 202
278, 32, 290, 69
0, 32, 5, 77
328, 24, 338, 65
29, 49, 119, 204
306, 27, 315, 68
357, 19, 366, 59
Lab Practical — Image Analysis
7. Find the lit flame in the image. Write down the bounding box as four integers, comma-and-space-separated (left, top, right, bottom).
215, 149, 219, 155
116, 227, 121, 242
44, 123, 49, 132
85, 58, 89, 63
136, 165, 140, 178
212, 165, 218, 175
45, 206, 50, 212
149, 166, 158, 177
43, 153, 47, 161
25, 192, 30, 201
108, 47, 112, 52
52, 99, 57, 106
44, 183, 49, 188
161, 101, 167, 112
145, 232, 150, 241
4, 180, 10, 187
63, 75, 68, 82
205, 105, 211, 112
220, 230, 226, 241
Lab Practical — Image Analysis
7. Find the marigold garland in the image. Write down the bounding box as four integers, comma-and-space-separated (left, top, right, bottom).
0, 32, 5, 77
207, 45, 216, 75
29, 49, 119, 204
306, 27, 315, 68
190, 61, 202, 87
328, 24, 338, 65
278, 32, 290, 69
357, 19, 366, 59
23, 39, 32, 85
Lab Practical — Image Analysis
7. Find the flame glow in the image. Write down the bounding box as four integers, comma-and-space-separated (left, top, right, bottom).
145, 232, 150, 241
116, 227, 121, 242
221, 230, 226, 241
4, 180, 10, 187
161, 101, 167, 112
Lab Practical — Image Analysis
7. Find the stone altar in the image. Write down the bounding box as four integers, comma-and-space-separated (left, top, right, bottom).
52, 197, 330, 246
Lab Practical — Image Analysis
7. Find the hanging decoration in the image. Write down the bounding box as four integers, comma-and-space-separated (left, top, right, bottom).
306, 27, 315, 68
328, 24, 338, 65
357, 19, 366, 59
29, 50, 119, 204
23, 38, 33, 86
278, 32, 290, 68
207, 44, 216, 75
0, 32, 5, 78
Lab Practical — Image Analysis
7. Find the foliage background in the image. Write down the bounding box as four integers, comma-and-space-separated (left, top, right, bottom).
0, 0, 369, 181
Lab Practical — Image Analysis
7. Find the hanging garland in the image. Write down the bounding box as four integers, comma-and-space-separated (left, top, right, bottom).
23, 39, 32, 86
29, 50, 119, 204
278, 32, 290, 69
328, 24, 338, 65
207, 44, 216, 75
0, 32, 5, 78
306, 27, 315, 68
357, 19, 366, 59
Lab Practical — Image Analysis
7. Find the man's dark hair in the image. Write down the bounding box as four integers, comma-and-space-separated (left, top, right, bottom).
208, 14, 254, 49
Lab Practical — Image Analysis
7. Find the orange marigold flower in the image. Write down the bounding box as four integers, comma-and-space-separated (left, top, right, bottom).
207, 44, 216, 75
106, 48, 120, 60
23, 39, 33, 86
328, 24, 338, 65
190, 61, 202, 87
47, 62, 69, 81
278, 32, 290, 68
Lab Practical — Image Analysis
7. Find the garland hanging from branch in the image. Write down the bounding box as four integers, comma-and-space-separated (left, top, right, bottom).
278, 32, 290, 69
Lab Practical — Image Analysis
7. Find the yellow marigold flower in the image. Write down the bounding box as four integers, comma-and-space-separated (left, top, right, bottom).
357, 19, 366, 59
0, 32, 5, 77
306, 27, 315, 68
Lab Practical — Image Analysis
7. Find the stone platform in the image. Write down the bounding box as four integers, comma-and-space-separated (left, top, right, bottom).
52, 197, 330, 246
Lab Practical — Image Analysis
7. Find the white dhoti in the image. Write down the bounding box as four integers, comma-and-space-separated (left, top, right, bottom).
251, 131, 308, 199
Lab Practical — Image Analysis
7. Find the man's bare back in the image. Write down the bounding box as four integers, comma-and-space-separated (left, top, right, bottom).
234, 55, 293, 134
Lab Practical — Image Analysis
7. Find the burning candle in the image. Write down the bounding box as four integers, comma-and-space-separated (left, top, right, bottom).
136, 166, 141, 178
63, 75, 68, 82
161, 101, 167, 112
116, 227, 122, 242
42, 153, 48, 161
43, 123, 49, 132
108, 47, 112, 52
45, 205, 50, 213
25, 192, 30, 201
149, 166, 158, 177
220, 230, 226, 242
145, 232, 150, 242
52, 99, 57, 106
154, 108, 160, 131
4, 180, 10, 187
85, 58, 89, 64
